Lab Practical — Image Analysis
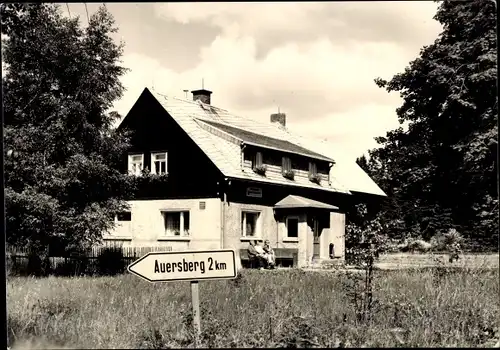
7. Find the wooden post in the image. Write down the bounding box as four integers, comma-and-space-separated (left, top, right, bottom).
191, 281, 201, 347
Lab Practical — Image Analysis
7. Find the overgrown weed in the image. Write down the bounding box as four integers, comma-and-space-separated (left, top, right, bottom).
7, 266, 500, 348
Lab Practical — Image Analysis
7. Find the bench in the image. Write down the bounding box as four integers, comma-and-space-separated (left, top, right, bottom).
240, 248, 298, 268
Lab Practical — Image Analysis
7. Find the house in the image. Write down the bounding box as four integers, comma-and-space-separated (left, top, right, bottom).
105, 87, 386, 269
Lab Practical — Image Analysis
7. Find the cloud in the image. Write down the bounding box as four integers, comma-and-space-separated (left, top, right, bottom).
155, 2, 441, 55
114, 2, 443, 158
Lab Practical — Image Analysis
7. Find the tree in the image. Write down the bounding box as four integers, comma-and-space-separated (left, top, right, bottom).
365, 0, 497, 247
2, 4, 134, 256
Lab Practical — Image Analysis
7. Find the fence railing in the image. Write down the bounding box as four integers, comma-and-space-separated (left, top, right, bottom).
6, 245, 173, 277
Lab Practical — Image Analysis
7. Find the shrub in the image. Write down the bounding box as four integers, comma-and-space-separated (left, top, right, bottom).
97, 247, 125, 276
26, 250, 52, 277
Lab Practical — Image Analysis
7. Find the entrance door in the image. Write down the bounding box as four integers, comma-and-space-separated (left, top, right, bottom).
313, 218, 320, 259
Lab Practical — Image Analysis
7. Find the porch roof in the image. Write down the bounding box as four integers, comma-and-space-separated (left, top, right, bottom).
274, 195, 339, 210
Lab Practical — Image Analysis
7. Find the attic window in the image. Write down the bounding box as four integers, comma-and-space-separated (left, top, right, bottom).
128, 154, 144, 176
152, 152, 168, 175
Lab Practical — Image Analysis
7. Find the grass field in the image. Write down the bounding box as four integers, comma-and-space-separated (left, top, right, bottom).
7, 263, 500, 349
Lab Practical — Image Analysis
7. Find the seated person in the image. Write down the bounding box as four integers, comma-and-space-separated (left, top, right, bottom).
247, 240, 268, 269
263, 240, 276, 268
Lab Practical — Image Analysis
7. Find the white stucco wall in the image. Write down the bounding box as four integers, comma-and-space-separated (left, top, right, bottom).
105, 198, 222, 251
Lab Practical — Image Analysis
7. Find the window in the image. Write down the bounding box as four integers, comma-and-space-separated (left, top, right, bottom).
116, 212, 131, 222
162, 211, 190, 236
282, 156, 292, 172
152, 152, 168, 175
286, 216, 299, 238
252, 151, 263, 168
128, 154, 144, 175
241, 211, 261, 237
309, 162, 317, 176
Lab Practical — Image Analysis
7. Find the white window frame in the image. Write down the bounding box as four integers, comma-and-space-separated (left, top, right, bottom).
241, 210, 262, 238
282, 156, 292, 172
151, 152, 168, 175
286, 216, 300, 238
161, 210, 190, 237
309, 162, 317, 176
128, 153, 144, 176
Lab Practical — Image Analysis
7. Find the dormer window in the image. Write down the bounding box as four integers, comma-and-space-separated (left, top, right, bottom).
152, 152, 168, 175
128, 154, 144, 176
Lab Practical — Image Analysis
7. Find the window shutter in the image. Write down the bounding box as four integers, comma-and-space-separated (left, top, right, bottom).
309, 162, 317, 175
256, 152, 263, 167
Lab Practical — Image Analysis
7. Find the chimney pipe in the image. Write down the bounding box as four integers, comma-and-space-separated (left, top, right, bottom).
271, 113, 286, 127
191, 89, 212, 105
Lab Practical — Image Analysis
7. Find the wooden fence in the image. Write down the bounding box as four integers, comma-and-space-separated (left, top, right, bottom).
6, 245, 173, 277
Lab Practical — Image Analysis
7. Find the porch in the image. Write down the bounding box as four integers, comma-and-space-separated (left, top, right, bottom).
273, 195, 345, 268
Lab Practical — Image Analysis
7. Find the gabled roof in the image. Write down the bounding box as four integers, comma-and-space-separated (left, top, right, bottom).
120, 88, 386, 197
274, 195, 339, 210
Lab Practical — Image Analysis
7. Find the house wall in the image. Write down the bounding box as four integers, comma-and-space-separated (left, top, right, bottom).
329, 212, 346, 259
118, 89, 223, 200
105, 198, 221, 251
223, 203, 275, 270
222, 180, 350, 267
224, 204, 316, 268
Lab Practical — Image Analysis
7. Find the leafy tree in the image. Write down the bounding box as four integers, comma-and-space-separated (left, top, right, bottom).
364, 0, 498, 248
2, 4, 133, 256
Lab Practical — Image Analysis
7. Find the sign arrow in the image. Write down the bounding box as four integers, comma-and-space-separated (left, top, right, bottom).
127, 249, 237, 283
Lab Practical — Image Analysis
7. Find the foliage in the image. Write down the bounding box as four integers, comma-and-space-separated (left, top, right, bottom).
2, 3, 133, 256
282, 169, 295, 180
359, 0, 498, 247
309, 173, 322, 184
129, 170, 170, 199
253, 164, 267, 175
345, 203, 388, 324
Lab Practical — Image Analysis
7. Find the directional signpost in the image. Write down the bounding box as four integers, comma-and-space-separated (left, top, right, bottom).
128, 249, 237, 346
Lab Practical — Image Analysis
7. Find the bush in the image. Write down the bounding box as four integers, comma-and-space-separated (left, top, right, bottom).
97, 247, 126, 275
26, 251, 52, 277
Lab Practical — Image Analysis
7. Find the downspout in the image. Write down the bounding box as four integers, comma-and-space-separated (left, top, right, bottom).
328, 161, 334, 186
221, 191, 226, 249
274, 209, 279, 248
218, 180, 225, 249
241, 143, 246, 170
221, 178, 231, 249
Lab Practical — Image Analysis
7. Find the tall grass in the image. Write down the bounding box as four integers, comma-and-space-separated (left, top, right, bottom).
7, 267, 500, 348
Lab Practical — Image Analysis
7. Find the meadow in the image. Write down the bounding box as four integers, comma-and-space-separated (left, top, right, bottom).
7, 264, 500, 349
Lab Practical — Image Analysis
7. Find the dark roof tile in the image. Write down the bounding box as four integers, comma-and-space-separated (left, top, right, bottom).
201, 119, 333, 162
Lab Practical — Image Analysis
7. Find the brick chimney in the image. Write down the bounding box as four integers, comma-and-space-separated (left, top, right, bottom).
191, 89, 212, 105
270, 113, 286, 127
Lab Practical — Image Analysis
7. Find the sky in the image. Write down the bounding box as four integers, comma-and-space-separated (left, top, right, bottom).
65, 2, 443, 159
